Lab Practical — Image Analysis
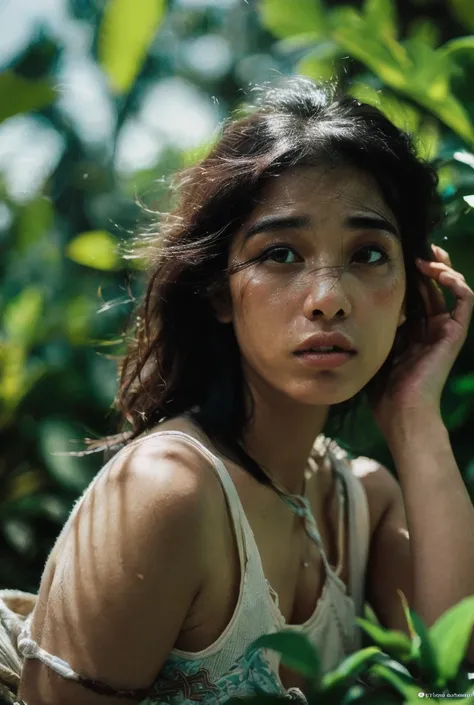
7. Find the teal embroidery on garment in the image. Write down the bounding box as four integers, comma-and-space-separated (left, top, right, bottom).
141, 646, 285, 704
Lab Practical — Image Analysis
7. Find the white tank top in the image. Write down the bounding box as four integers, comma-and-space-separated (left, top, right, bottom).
18, 429, 370, 705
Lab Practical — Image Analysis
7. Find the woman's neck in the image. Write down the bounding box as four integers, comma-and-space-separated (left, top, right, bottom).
241, 398, 329, 495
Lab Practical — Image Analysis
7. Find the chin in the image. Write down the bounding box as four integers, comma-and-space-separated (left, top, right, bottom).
284, 379, 363, 406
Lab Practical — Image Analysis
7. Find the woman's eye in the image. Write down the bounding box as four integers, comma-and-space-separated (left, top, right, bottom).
353, 245, 390, 266
261, 246, 300, 265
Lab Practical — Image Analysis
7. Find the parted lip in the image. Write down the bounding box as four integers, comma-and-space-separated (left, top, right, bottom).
294, 332, 357, 354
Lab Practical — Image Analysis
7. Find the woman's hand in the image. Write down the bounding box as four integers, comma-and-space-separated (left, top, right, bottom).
370, 244, 474, 437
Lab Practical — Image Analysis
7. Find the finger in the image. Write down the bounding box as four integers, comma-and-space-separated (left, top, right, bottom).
419, 277, 447, 316
438, 270, 474, 328
417, 258, 466, 282
417, 261, 449, 315
431, 244, 452, 266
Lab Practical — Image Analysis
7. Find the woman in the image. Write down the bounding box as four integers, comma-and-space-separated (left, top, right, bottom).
9, 77, 474, 704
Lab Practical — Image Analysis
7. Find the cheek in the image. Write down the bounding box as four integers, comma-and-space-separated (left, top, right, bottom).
232, 272, 284, 321
364, 268, 406, 311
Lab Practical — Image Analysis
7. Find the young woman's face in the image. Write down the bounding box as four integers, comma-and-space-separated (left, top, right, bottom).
217, 165, 407, 407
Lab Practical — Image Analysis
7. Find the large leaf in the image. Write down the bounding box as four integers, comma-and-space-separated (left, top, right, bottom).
0, 71, 55, 124
66, 230, 119, 271
368, 663, 424, 701
440, 35, 474, 59
409, 611, 439, 682
245, 631, 321, 682
349, 83, 421, 134
329, 7, 409, 89
429, 596, 474, 684
98, 0, 167, 95
17, 197, 54, 251
408, 18, 440, 48
296, 50, 338, 82
3, 288, 44, 346
414, 91, 474, 146
321, 646, 381, 689
416, 120, 440, 161
364, 0, 397, 39
259, 0, 326, 39
356, 618, 412, 659
404, 38, 452, 100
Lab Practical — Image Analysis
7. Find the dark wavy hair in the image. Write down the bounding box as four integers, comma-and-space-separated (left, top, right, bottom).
82, 76, 443, 488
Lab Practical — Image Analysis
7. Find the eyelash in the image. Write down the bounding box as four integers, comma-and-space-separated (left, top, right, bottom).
258, 243, 391, 267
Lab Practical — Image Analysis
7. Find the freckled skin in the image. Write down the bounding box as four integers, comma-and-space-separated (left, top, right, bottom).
215, 165, 407, 410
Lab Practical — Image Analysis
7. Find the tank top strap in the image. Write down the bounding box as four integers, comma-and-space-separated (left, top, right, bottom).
329, 450, 370, 617
135, 429, 251, 571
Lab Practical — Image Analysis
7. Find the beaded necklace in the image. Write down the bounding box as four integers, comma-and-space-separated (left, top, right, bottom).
254, 435, 353, 658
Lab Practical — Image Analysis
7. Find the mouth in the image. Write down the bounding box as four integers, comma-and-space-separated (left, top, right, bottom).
294, 347, 356, 355
293, 348, 357, 368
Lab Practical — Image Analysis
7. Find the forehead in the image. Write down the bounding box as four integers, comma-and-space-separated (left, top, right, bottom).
245, 165, 393, 223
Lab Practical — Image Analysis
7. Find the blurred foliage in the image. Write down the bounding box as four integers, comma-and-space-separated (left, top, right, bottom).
224, 595, 474, 703
0, 0, 473, 660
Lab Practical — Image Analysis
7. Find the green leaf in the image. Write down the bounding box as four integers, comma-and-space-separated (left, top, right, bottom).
429, 596, 474, 684
368, 663, 423, 700
0, 343, 46, 426
413, 90, 474, 146
66, 230, 119, 271
17, 197, 54, 251
363, 602, 382, 626
258, 0, 326, 39
408, 18, 440, 48
245, 630, 321, 682
65, 295, 95, 345
0, 71, 55, 124
349, 83, 421, 134
356, 618, 412, 659
450, 371, 474, 394
330, 9, 409, 89
409, 611, 439, 682
416, 120, 440, 161
296, 51, 337, 82
98, 0, 167, 95
364, 0, 397, 39
181, 136, 218, 168
404, 38, 453, 93
321, 646, 381, 689
449, 0, 474, 31
3, 287, 44, 346
273, 31, 324, 55
440, 35, 474, 59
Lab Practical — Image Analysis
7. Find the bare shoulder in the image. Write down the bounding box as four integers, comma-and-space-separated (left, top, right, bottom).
349, 452, 401, 535
21, 433, 222, 705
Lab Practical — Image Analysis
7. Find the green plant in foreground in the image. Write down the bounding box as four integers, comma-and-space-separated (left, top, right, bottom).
226, 594, 474, 704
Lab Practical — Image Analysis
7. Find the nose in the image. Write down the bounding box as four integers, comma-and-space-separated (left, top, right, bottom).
303, 268, 352, 320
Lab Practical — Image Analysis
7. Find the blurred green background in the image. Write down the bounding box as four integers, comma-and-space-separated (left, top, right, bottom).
1, 0, 474, 592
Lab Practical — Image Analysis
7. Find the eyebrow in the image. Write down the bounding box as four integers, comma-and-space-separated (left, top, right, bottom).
243, 214, 400, 242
